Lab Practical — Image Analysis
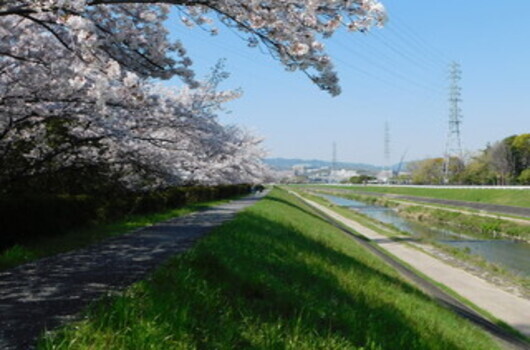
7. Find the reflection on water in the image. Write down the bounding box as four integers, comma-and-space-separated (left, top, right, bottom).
320, 194, 530, 277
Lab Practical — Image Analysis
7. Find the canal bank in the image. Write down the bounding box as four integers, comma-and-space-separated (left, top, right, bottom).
309, 190, 530, 300
318, 193, 530, 278
291, 190, 530, 339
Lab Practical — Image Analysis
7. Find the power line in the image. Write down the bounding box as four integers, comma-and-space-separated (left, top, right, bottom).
333, 38, 444, 94
332, 142, 337, 172
383, 24, 448, 70
352, 31, 439, 77
368, 29, 441, 74
384, 120, 391, 171
332, 56, 419, 95
350, 29, 447, 92
177, 21, 447, 99
389, 16, 453, 65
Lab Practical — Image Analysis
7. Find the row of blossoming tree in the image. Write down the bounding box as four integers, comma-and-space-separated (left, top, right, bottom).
0, 0, 386, 195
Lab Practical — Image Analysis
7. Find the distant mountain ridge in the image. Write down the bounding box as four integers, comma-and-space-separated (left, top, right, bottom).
264, 158, 383, 172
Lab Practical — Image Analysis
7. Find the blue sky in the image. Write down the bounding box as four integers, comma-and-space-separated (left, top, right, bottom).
166, 1, 530, 165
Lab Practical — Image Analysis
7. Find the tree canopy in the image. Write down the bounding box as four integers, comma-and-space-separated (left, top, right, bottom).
0, 0, 387, 95
407, 133, 530, 185
0, 0, 387, 194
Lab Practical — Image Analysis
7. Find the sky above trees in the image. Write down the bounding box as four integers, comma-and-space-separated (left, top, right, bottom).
166, 0, 530, 165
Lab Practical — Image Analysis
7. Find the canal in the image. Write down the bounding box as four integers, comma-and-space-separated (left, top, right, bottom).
319, 193, 530, 277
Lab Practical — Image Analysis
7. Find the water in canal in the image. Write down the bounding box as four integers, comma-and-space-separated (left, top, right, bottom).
320, 194, 530, 277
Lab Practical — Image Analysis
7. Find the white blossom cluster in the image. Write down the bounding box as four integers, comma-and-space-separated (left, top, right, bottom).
0, 0, 386, 189
0, 10, 268, 189
185, 0, 387, 95
1, 0, 386, 95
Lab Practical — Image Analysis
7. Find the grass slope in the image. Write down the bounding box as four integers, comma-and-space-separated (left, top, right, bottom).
41, 189, 498, 349
327, 186, 530, 208
0, 199, 233, 271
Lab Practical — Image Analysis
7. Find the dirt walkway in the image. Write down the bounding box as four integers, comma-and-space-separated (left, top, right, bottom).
0, 194, 264, 350
294, 193, 530, 341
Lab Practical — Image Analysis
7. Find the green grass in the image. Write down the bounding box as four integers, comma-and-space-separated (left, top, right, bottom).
325, 185, 530, 208
0, 199, 235, 271
40, 189, 499, 349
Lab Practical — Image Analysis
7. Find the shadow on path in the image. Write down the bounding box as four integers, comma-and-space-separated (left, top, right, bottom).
0, 194, 265, 350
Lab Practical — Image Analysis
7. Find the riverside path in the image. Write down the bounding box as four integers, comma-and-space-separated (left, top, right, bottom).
0, 193, 265, 350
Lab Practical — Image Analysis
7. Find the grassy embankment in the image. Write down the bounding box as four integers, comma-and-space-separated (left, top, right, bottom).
0, 199, 234, 271
304, 189, 530, 292
329, 185, 530, 208
40, 189, 499, 349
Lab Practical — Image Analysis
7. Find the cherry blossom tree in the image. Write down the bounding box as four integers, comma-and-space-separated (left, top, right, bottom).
0, 38, 265, 191
0, 24, 265, 192
0, 0, 387, 95
110, 62, 268, 188
1, 0, 387, 192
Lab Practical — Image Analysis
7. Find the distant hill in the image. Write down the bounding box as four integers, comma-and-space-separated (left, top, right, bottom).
264, 158, 383, 172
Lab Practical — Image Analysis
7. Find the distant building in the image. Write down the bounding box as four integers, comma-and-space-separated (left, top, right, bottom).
291, 165, 331, 183
329, 169, 360, 183
376, 170, 411, 184
376, 170, 393, 183
290, 165, 365, 183
292, 164, 308, 176
307, 167, 331, 182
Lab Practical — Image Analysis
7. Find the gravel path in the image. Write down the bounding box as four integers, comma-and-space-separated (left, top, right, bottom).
0, 194, 264, 350
292, 191, 530, 349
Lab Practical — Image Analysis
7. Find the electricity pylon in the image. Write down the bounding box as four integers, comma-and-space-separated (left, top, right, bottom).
384, 121, 391, 183
332, 142, 337, 172
443, 62, 463, 183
